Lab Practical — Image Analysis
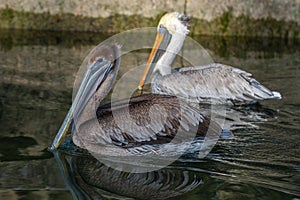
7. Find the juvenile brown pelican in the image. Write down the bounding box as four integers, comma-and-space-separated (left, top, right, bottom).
138, 12, 282, 104
50, 43, 221, 156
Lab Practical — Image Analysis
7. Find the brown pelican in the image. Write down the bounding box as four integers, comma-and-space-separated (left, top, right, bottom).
49, 43, 222, 157
138, 12, 282, 104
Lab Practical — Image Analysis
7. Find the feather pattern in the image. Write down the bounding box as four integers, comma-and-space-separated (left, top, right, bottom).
152, 63, 282, 104
73, 94, 221, 151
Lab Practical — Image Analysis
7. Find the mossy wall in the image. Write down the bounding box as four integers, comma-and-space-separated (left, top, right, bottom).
0, 0, 300, 38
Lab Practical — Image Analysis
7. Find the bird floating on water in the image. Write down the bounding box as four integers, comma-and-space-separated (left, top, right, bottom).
138, 12, 282, 104
49, 43, 221, 157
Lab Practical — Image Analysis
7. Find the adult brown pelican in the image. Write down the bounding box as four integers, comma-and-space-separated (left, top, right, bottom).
49, 43, 221, 157
138, 12, 282, 104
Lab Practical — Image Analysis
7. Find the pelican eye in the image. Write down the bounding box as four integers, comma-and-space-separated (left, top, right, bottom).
93, 57, 104, 67
95, 57, 103, 63
158, 24, 168, 34
88, 57, 105, 71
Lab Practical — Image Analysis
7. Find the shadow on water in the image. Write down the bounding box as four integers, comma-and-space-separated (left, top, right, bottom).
0, 29, 300, 199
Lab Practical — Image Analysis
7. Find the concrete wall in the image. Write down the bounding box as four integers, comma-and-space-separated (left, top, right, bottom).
0, 0, 300, 37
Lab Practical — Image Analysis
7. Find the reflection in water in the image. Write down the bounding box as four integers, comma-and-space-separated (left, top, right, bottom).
54, 136, 299, 200
0, 29, 299, 199
196, 103, 280, 131
54, 150, 203, 200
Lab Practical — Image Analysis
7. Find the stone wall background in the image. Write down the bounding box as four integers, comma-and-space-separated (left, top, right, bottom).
0, 0, 300, 37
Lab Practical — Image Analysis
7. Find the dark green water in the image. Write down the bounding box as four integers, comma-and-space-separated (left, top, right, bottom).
0, 29, 299, 199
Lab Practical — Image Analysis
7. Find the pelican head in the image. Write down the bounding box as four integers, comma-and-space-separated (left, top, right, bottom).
138, 12, 190, 90
49, 44, 121, 151
158, 12, 190, 35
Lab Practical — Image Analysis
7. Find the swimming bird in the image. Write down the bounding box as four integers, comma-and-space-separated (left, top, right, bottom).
138, 12, 282, 104
49, 43, 221, 157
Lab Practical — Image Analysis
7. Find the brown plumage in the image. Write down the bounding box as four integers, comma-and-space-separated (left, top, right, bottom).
74, 93, 221, 155
51, 43, 221, 156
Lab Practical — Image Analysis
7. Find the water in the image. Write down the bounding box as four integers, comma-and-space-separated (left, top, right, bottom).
0, 29, 299, 199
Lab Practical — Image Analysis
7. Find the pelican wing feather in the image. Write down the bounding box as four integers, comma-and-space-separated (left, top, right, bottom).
74, 94, 219, 147
152, 63, 281, 104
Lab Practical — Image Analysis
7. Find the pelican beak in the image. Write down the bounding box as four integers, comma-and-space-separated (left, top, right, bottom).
49, 58, 113, 151
138, 25, 171, 90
